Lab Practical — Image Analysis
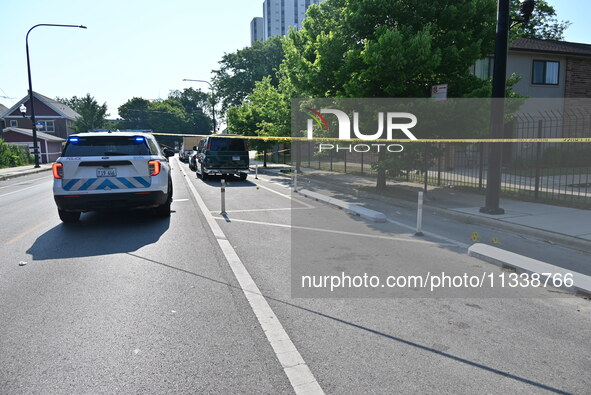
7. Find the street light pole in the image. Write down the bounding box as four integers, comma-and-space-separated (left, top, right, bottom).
480, 0, 510, 214
26, 24, 86, 168
182, 79, 217, 133
480, 0, 535, 214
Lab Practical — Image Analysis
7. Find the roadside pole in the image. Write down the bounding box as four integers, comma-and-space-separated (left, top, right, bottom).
221, 179, 227, 215
415, 191, 424, 236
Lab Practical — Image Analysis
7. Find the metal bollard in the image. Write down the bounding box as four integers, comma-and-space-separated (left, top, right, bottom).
255, 164, 258, 179
415, 191, 424, 236
221, 179, 227, 215
293, 168, 298, 192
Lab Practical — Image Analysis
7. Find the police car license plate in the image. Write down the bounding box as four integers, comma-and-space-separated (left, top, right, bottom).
232, 156, 240, 161
97, 168, 117, 177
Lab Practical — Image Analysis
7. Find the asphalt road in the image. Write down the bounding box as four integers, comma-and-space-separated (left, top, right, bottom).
1, 158, 590, 394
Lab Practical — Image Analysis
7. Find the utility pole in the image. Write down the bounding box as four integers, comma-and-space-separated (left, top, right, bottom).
481, 0, 535, 214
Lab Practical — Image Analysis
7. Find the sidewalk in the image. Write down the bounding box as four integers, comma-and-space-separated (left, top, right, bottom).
0, 163, 52, 181
250, 161, 591, 252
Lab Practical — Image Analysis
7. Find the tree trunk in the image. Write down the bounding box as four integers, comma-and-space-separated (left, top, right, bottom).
263, 149, 267, 168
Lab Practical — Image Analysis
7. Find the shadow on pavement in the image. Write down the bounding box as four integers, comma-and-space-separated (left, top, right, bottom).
126, 251, 571, 395
26, 210, 170, 260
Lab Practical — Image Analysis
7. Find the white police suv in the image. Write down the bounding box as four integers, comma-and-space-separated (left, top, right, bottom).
52, 132, 174, 223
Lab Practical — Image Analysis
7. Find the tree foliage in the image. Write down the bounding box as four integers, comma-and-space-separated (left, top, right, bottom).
56, 94, 108, 132
117, 89, 212, 147
212, 36, 285, 113
0, 139, 33, 168
510, 0, 571, 41
282, 0, 497, 99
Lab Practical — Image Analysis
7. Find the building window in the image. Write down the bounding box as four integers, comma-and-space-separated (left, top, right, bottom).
36, 120, 55, 133
472, 56, 494, 79
532, 60, 559, 85
10, 120, 18, 127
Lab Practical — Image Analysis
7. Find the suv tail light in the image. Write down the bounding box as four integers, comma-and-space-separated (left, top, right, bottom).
52, 162, 64, 179
148, 160, 161, 176
245, 142, 249, 150
206, 139, 211, 150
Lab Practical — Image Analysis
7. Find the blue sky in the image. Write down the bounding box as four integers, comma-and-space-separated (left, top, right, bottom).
0, 0, 589, 119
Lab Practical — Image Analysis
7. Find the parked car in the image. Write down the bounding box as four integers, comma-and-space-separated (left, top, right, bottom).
195, 135, 249, 181
188, 147, 199, 171
179, 143, 193, 162
52, 132, 174, 223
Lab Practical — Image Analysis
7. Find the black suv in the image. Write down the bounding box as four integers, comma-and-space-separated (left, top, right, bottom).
195, 135, 249, 180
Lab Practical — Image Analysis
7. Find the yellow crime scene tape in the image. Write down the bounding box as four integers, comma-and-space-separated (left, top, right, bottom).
152, 133, 591, 144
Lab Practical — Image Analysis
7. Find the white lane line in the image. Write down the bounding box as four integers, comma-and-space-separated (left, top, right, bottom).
0, 180, 52, 198
0, 175, 51, 190
210, 207, 312, 214
253, 180, 315, 209
178, 159, 324, 395
213, 216, 456, 246
385, 218, 469, 249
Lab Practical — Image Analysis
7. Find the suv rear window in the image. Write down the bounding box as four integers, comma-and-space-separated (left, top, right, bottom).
208, 138, 247, 151
63, 136, 151, 157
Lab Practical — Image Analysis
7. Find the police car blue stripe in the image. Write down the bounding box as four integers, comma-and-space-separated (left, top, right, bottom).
134, 177, 151, 187
63, 179, 80, 191
117, 177, 135, 188
78, 178, 97, 191
97, 179, 119, 190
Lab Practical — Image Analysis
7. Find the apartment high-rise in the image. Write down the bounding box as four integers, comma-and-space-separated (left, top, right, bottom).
251, 17, 264, 43
253, 0, 323, 43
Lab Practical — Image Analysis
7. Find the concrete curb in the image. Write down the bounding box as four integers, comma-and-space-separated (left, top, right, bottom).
296, 189, 387, 222
468, 243, 591, 297
0, 167, 52, 181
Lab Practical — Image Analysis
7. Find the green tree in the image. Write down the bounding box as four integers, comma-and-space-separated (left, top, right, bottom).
510, 0, 571, 41
117, 90, 212, 148
168, 88, 213, 133
227, 77, 293, 166
56, 94, 108, 132
118, 97, 151, 130
212, 36, 285, 113
282, 0, 498, 188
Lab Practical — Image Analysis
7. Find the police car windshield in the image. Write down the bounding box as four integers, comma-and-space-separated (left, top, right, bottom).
63, 136, 151, 157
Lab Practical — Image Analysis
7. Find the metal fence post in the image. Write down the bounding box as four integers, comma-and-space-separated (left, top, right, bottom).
479, 143, 484, 190
437, 143, 442, 186
361, 151, 364, 174
534, 120, 543, 200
